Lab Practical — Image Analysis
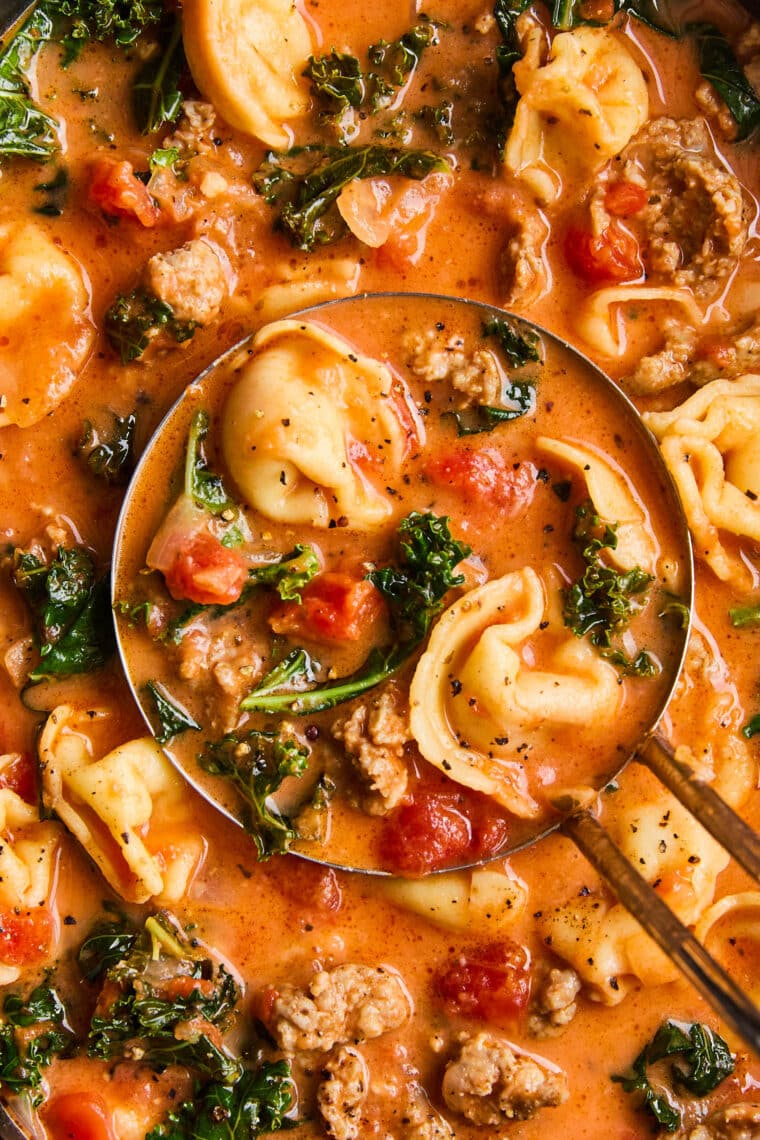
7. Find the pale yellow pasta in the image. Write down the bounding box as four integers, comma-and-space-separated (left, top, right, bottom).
182, 0, 312, 147
39, 706, 205, 904
643, 376, 760, 587
409, 568, 619, 817
536, 437, 658, 574
252, 259, 362, 323
576, 285, 704, 359
0, 221, 94, 429
384, 861, 528, 933
222, 319, 418, 529
504, 28, 648, 204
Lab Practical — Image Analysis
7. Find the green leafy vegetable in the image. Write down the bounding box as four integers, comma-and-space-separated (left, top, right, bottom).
689, 22, 760, 140
185, 411, 238, 515
493, 0, 532, 139
77, 411, 137, 484
0, 8, 60, 161
146, 1062, 297, 1139
659, 597, 691, 629
42, 0, 164, 61
199, 730, 309, 858
729, 603, 760, 628
253, 144, 450, 251
0, 983, 73, 1104
13, 546, 114, 682
563, 501, 654, 675
243, 513, 470, 715
549, 0, 679, 36
77, 920, 139, 982
145, 680, 202, 744
33, 165, 69, 215
149, 145, 181, 174
87, 916, 241, 1082
613, 1020, 734, 1131
133, 16, 184, 133
248, 545, 320, 603
368, 20, 441, 89
743, 713, 760, 740
105, 288, 197, 363
304, 50, 364, 116
482, 315, 541, 368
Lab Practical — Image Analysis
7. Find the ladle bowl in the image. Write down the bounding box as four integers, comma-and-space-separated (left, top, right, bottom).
112, 293, 760, 1052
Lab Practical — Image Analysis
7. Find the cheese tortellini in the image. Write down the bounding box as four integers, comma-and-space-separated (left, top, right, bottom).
575, 285, 703, 360
536, 436, 658, 574
504, 28, 648, 204
384, 862, 528, 933
409, 567, 620, 818
39, 706, 206, 904
0, 221, 95, 429
182, 0, 311, 147
643, 375, 760, 587
222, 319, 418, 529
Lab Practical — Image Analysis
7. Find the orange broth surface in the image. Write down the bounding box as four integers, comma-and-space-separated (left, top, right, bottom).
0, 0, 759, 1137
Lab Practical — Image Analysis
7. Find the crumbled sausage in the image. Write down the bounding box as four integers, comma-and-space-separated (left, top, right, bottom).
498, 188, 549, 308
162, 100, 217, 158
332, 687, 411, 815
527, 967, 582, 1038
176, 626, 260, 731
405, 328, 503, 406
400, 1084, 455, 1139
145, 238, 229, 324
317, 1046, 369, 1140
615, 118, 747, 298
269, 964, 412, 1052
689, 314, 760, 386
625, 319, 698, 395
442, 1031, 568, 1126
687, 1102, 760, 1140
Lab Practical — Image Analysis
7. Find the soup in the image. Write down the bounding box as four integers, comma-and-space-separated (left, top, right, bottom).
0, 0, 759, 1137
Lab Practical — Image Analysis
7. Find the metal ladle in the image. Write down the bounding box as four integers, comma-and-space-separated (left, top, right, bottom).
111, 293, 760, 1054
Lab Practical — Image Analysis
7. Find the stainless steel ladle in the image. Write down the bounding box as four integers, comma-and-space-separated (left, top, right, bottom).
111, 293, 760, 1055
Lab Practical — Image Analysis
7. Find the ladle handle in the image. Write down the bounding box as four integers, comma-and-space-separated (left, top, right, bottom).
639, 734, 760, 883
563, 809, 760, 1056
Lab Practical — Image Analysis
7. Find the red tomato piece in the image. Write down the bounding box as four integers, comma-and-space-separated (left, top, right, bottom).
269, 572, 386, 643
156, 975, 217, 1001
434, 939, 532, 1024
564, 221, 642, 283
0, 753, 37, 803
426, 449, 536, 514
695, 337, 734, 370
379, 791, 509, 876
603, 181, 649, 217
89, 158, 159, 227
163, 530, 248, 606
0, 907, 54, 966
44, 1093, 115, 1140
266, 858, 343, 915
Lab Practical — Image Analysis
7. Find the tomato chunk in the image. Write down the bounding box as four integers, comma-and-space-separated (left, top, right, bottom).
44, 1093, 115, 1140
564, 221, 642, 283
163, 530, 248, 606
0, 753, 37, 803
379, 790, 509, 876
156, 975, 217, 1001
434, 939, 532, 1024
0, 907, 54, 966
269, 572, 386, 643
89, 158, 159, 227
426, 450, 536, 514
603, 181, 649, 218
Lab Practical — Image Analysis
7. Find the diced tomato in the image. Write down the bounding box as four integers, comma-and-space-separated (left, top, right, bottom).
695, 337, 734, 370
603, 181, 649, 217
425, 450, 536, 514
89, 158, 159, 227
0, 753, 37, 803
269, 572, 387, 643
0, 907, 54, 966
156, 975, 217, 1001
266, 859, 343, 915
163, 530, 248, 606
379, 791, 509, 876
44, 1093, 115, 1140
434, 939, 532, 1025
564, 221, 642, 283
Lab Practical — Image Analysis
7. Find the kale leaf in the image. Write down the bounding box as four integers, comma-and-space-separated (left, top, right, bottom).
729, 603, 760, 628
77, 411, 137, 484
689, 22, 760, 140
248, 545, 320, 604
304, 51, 364, 116
368, 20, 440, 90
145, 680, 202, 744
133, 16, 185, 133
105, 288, 197, 363
253, 144, 450, 251
549, 0, 679, 36
563, 501, 654, 675
242, 513, 470, 715
42, 0, 164, 61
199, 730, 309, 858
445, 316, 542, 435
743, 713, 760, 740
493, 0, 532, 140
613, 1020, 734, 1131
77, 920, 139, 982
146, 1062, 297, 1139
13, 546, 114, 682
0, 983, 73, 1104
33, 165, 69, 215
0, 7, 60, 161
185, 411, 238, 515
482, 315, 541, 368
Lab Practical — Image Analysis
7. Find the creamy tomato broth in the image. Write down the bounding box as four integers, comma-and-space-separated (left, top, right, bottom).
114, 295, 691, 873
0, 0, 759, 1137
